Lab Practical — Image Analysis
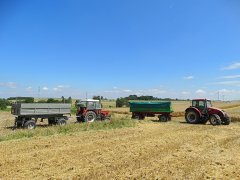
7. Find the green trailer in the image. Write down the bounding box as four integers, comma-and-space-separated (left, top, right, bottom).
129, 101, 174, 121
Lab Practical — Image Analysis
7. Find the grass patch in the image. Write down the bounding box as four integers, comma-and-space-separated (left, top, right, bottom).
0, 107, 11, 112
0, 116, 135, 142
71, 107, 77, 114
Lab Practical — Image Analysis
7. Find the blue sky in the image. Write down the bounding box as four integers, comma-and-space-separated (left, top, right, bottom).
0, 0, 240, 100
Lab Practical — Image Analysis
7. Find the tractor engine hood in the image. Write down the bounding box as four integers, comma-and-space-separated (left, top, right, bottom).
208, 107, 227, 116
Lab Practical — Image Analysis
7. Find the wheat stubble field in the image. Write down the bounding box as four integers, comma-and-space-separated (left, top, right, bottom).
0, 101, 240, 179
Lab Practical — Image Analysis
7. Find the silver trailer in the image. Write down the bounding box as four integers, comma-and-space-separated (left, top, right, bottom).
11, 103, 71, 129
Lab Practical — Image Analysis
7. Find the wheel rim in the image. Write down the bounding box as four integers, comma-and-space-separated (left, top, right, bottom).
187, 112, 197, 123
87, 115, 95, 122
59, 121, 66, 126
28, 123, 35, 129
210, 117, 217, 124
161, 116, 167, 121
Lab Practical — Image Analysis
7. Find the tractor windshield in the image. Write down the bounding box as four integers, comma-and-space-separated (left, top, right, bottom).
78, 101, 101, 109
192, 100, 212, 109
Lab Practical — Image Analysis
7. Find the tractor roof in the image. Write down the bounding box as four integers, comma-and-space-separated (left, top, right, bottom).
192, 99, 211, 101
80, 99, 100, 102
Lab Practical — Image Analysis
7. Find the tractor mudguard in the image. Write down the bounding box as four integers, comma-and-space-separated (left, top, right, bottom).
185, 107, 201, 117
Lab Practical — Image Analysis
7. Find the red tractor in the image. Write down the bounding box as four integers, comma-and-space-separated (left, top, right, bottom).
185, 99, 230, 126
76, 99, 111, 122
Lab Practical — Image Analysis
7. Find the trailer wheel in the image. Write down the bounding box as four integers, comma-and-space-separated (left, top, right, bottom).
134, 114, 140, 120
209, 114, 221, 126
58, 118, 67, 126
159, 115, 168, 122
24, 120, 36, 130
85, 111, 97, 122
48, 118, 56, 126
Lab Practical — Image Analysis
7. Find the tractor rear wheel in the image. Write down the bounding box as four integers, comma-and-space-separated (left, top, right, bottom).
209, 114, 221, 126
185, 110, 200, 124
85, 111, 97, 122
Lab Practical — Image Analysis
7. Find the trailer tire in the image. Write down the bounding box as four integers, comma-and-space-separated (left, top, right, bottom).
209, 114, 221, 126
58, 118, 67, 126
24, 120, 36, 130
139, 114, 145, 120
159, 115, 168, 122
48, 118, 55, 126
85, 111, 97, 122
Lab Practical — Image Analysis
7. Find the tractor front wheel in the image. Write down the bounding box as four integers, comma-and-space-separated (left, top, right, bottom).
222, 114, 231, 125
209, 114, 221, 126
85, 111, 97, 122
185, 111, 200, 124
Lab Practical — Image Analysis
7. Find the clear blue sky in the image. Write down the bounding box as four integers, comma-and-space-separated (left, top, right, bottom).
0, 0, 240, 100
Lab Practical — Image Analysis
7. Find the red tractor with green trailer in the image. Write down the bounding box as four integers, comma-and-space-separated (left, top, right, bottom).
76, 99, 111, 122
185, 99, 231, 126
129, 101, 173, 122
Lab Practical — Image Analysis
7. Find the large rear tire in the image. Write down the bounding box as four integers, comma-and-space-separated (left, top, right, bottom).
185, 111, 200, 124
85, 111, 97, 122
209, 114, 221, 126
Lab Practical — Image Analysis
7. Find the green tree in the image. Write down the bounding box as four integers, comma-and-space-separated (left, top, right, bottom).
93, 96, 103, 100
47, 98, 60, 103
116, 98, 125, 107
0, 99, 10, 110
65, 97, 72, 104
24, 97, 34, 103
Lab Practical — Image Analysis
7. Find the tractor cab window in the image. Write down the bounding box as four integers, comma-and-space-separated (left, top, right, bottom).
192, 101, 197, 107
87, 102, 95, 109
198, 101, 205, 109
192, 100, 206, 110
207, 101, 212, 107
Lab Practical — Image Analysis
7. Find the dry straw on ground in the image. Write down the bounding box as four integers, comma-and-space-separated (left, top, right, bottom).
0, 101, 240, 179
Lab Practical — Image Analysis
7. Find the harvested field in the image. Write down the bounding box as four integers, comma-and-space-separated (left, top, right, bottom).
0, 103, 240, 179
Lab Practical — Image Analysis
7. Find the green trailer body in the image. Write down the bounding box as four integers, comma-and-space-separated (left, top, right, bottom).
129, 101, 173, 113
129, 101, 173, 121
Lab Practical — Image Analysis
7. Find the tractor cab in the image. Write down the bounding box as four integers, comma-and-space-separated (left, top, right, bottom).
192, 99, 212, 113
77, 99, 101, 110
185, 98, 230, 126
76, 99, 110, 123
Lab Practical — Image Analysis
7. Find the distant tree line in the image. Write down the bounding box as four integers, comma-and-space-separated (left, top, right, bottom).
92, 96, 108, 100
0, 96, 73, 111
38, 96, 72, 104
7, 96, 73, 104
8, 97, 34, 103
0, 98, 11, 110
116, 95, 160, 107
